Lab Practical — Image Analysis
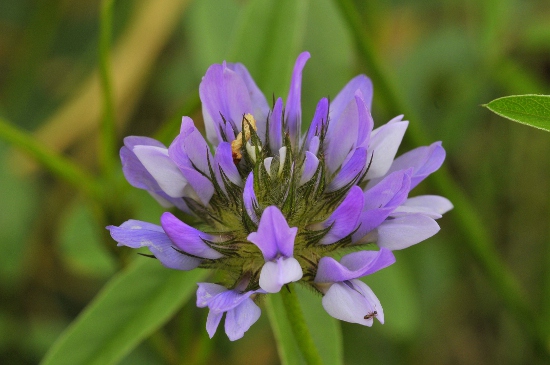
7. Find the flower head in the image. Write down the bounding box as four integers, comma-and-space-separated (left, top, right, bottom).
108, 51, 452, 340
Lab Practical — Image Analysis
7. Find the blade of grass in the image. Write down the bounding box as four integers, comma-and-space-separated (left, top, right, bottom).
0, 117, 102, 201
98, 0, 117, 177
335, 0, 549, 358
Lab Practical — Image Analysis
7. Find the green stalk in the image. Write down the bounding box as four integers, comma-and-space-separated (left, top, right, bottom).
98, 0, 117, 177
334, 0, 549, 357
280, 284, 324, 365
0, 117, 102, 201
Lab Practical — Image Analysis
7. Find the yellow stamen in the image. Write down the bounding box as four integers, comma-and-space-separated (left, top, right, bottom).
231, 114, 257, 162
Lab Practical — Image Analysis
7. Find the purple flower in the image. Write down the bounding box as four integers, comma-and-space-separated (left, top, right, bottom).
108, 51, 451, 339
314, 249, 395, 326
196, 283, 261, 341
247, 206, 302, 293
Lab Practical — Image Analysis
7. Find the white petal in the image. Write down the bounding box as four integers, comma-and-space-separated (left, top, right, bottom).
263, 157, 273, 177
278, 146, 287, 176
322, 281, 375, 326
365, 121, 408, 179
259, 257, 303, 293
133, 145, 188, 198
376, 214, 440, 250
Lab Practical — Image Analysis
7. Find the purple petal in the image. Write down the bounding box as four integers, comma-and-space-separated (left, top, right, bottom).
325, 97, 360, 174
206, 289, 255, 313
354, 90, 374, 149
353, 170, 412, 240
269, 98, 284, 154
259, 257, 303, 293
133, 145, 188, 198
196, 283, 228, 307
320, 186, 364, 244
225, 298, 261, 341
107, 220, 200, 270
178, 165, 215, 206
161, 212, 223, 259
377, 142, 446, 190
327, 148, 367, 192
304, 98, 329, 152
365, 119, 409, 179
169, 117, 212, 175
243, 172, 258, 223
391, 195, 453, 219
247, 206, 298, 260
329, 75, 373, 124
120, 145, 159, 191
206, 310, 223, 339
308, 135, 320, 156
299, 151, 319, 186
285, 52, 310, 147
226, 63, 270, 142
375, 213, 440, 250
314, 248, 395, 283
200, 63, 253, 145
321, 279, 382, 326
215, 142, 242, 186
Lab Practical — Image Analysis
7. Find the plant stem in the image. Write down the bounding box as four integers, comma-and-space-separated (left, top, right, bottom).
280, 284, 323, 365
98, 0, 117, 178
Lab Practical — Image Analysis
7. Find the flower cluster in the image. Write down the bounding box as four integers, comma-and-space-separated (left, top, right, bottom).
108, 52, 452, 341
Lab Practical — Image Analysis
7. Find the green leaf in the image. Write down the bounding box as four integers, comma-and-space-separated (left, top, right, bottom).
484, 94, 550, 132
265, 285, 343, 365
41, 260, 208, 365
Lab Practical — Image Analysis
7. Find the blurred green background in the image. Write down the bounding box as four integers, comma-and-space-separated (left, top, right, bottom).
1, 0, 549, 364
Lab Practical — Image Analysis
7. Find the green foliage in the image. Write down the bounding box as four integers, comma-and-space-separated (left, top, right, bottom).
484, 95, 550, 132
41, 260, 207, 365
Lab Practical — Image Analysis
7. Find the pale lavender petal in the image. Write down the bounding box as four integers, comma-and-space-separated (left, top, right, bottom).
124, 136, 165, 150
200, 63, 253, 145
215, 142, 242, 186
269, 98, 284, 154
365, 120, 409, 179
243, 172, 258, 223
178, 166, 214, 206
391, 195, 453, 219
161, 212, 223, 259
379, 142, 445, 190
329, 75, 373, 124
320, 186, 364, 244
227, 63, 269, 142
225, 298, 261, 341
353, 170, 412, 240
325, 97, 360, 174
375, 214, 440, 250
354, 90, 374, 149
327, 148, 367, 192
299, 151, 319, 186
285, 52, 310, 146
196, 283, 228, 307
259, 257, 303, 293
206, 310, 223, 338
133, 145, 188, 198
263, 157, 273, 176
169, 117, 212, 175
314, 248, 395, 283
322, 279, 381, 326
107, 220, 200, 270
353, 280, 384, 324
304, 98, 329, 152
207, 289, 255, 313
308, 135, 320, 156
120, 146, 159, 191
247, 206, 298, 260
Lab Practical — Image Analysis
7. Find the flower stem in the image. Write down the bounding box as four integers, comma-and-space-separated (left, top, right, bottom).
280, 284, 324, 365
